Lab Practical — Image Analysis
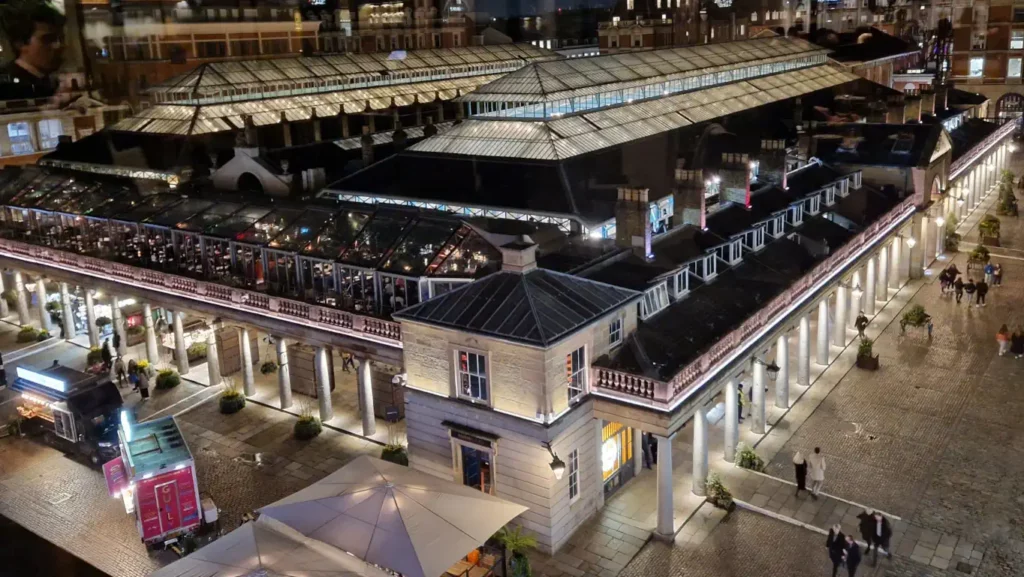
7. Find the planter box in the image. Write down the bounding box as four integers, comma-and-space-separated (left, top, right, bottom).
981, 235, 1001, 247
856, 355, 879, 370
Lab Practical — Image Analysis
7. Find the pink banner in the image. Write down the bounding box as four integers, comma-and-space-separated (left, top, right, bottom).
102, 457, 128, 497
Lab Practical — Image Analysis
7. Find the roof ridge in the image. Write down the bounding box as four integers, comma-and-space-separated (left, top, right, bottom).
519, 270, 549, 344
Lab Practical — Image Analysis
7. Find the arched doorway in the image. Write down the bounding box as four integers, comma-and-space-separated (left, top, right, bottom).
996, 93, 1024, 120
237, 173, 263, 195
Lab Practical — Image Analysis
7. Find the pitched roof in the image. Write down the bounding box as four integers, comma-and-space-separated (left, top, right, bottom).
394, 268, 641, 347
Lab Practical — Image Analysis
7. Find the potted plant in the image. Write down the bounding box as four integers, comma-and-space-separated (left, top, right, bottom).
95, 316, 112, 329
36, 329, 50, 342
219, 380, 246, 414
381, 443, 409, 466
1, 290, 16, 308
86, 346, 104, 365
155, 369, 181, 390
260, 360, 278, 375
126, 325, 145, 336
968, 245, 990, 272
900, 304, 931, 334
186, 341, 208, 362
44, 301, 60, 313
736, 443, 766, 472
855, 337, 879, 370
997, 170, 1018, 216
136, 359, 154, 377
705, 473, 735, 510
16, 326, 38, 343
294, 405, 323, 440
979, 214, 1001, 247
494, 525, 537, 577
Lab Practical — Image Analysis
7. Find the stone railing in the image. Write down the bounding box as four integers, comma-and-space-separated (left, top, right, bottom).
592, 195, 918, 411
0, 237, 403, 348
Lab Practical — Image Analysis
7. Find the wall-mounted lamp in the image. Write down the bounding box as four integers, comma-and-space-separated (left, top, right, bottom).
905, 236, 917, 248
543, 442, 566, 480
752, 357, 780, 382
935, 217, 946, 227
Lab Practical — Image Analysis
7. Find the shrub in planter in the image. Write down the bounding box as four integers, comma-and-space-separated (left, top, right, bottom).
219, 384, 246, 414
86, 346, 104, 365
16, 326, 38, 343
136, 359, 153, 377
494, 526, 537, 577
260, 361, 278, 375
900, 304, 931, 333
705, 473, 734, 510
1, 289, 17, 308
44, 301, 61, 313
186, 342, 208, 361
381, 444, 409, 466
36, 329, 50, 342
126, 325, 145, 336
294, 415, 323, 440
968, 245, 991, 269
155, 369, 181, 390
95, 316, 112, 329
736, 443, 766, 472
979, 214, 1001, 246
855, 338, 879, 371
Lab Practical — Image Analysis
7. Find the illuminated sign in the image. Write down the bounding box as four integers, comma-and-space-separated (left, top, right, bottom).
16, 367, 66, 392
601, 438, 618, 473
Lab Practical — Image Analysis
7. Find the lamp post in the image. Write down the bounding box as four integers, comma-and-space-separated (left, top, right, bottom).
753, 357, 780, 382
544, 442, 565, 480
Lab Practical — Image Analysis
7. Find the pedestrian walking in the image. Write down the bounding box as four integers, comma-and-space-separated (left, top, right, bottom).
737, 383, 746, 423
844, 535, 862, 577
793, 451, 808, 497
954, 276, 964, 304
138, 368, 150, 400
642, 432, 653, 469
964, 278, 977, 304
864, 511, 892, 563
1012, 327, 1024, 359
998, 325, 1011, 356
927, 319, 934, 339
807, 447, 826, 499
342, 353, 356, 372
984, 262, 995, 286
947, 263, 960, 278
101, 338, 113, 370
114, 356, 127, 387
827, 524, 846, 577
994, 263, 1004, 287
855, 311, 869, 339
976, 279, 989, 306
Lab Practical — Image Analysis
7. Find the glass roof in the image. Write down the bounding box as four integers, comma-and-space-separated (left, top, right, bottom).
83, 190, 146, 219
267, 208, 336, 252
8, 173, 68, 208
118, 194, 184, 223
177, 202, 244, 232
204, 206, 273, 239
301, 209, 373, 260
35, 181, 100, 212
340, 212, 413, 268
236, 208, 304, 245
145, 199, 214, 228
379, 218, 461, 276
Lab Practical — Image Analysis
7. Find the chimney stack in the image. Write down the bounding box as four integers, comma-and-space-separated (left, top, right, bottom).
615, 187, 652, 258
920, 85, 935, 117
499, 238, 537, 273
361, 126, 374, 166
393, 119, 408, 152
904, 94, 922, 122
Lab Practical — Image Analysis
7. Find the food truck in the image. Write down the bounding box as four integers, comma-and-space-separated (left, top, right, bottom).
106, 414, 202, 548
12, 366, 122, 465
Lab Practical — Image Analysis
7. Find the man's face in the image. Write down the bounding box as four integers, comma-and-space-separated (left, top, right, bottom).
20, 22, 64, 73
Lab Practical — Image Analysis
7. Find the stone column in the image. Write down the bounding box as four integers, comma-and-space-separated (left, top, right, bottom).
59, 282, 75, 340
276, 337, 293, 409
13, 272, 29, 326
171, 311, 189, 375
775, 333, 789, 409
111, 295, 127, 357
816, 300, 829, 366
358, 357, 376, 437
633, 427, 643, 476
834, 285, 848, 347
85, 290, 99, 348
35, 278, 51, 332
206, 330, 222, 386
724, 379, 738, 462
752, 356, 766, 435
849, 270, 862, 327
143, 304, 160, 364
240, 327, 255, 397
0, 272, 9, 319
798, 315, 811, 386
655, 434, 674, 539
879, 244, 890, 295
910, 215, 927, 278
891, 235, 903, 288
315, 345, 333, 422
865, 256, 876, 315
692, 407, 708, 496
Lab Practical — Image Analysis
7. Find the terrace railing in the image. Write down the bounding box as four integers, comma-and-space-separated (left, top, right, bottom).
0, 237, 403, 348
592, 195, 918, 412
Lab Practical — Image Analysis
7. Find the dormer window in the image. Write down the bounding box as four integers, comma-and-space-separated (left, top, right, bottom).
737, 225, 766, 252
672, 268, 690, 298
687, 254, 718, 281
837, 179, 850, 197
765, 212, 787, 238
823, 187, 836, 207
640, 282, 670, 320
711, 239, 742, 266
787, 203, 804, 226
805, 195, 821, 216
852, 172, 862, 189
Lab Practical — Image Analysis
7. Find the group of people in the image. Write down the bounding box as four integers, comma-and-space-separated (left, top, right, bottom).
996, 325, 1024, 358
939, 263, 1002, 307
99, 338, 150, 399
826, 511, 893, 577
792, 448, 827, 499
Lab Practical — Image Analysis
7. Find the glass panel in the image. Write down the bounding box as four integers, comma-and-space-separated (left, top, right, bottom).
379, 218, 459, 276
428, 228, 502, 278
302, 209, 372, 259
339, 212, 412, 267
236, 208, 303, 245
267, 209, 335, 251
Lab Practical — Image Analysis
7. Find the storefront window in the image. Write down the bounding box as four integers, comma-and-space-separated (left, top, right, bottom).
601, 421, 634, 498
459, 444, 492, 493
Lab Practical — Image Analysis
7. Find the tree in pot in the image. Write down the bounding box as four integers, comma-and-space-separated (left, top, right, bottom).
705, 473, 734, 510
997, 170, 1018, 216
855, 337, 879, 370
1, 289, 16, 308
155, 369, 181, 390
944, 213, 961, 252
186, 342, 208, 361
495, 525, 537, 577
900, 304, 931, 334
381, 444, 409, 466
979, 214, 1001, 247
736, 443, 766, 472
294, 402, 322, 440
219, 380, 246, 414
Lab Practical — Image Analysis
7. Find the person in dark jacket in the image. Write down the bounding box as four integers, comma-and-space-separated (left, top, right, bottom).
855, 311, 869, 339
793, 451, 808, 497
844, 534, 862, 577
867, 511, 893, 563
1012, 327, 1024, 359
964, 278, 977, 304
827, 525, 846, 577
101, 338, 113, 370
954, 276, 964, 304
976, 279, 989, 307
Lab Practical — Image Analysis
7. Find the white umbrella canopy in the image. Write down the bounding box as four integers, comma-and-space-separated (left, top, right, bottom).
258, 455, 529, 577
149, 516, 391, 577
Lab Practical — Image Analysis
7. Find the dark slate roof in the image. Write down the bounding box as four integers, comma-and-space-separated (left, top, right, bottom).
394, 268, 641, 347
949, 118, 999, 163
947, 88, 988, 107
784, 162, 849, 196
808, 123, 942, 168
816, 28, 919, 63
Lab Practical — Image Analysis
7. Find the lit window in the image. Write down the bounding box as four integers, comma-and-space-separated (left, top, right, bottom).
456, 350, 488, 403
1013, 31, 1024, 50
608, 318, 622, 346
566, 346, 586, 404
626, 0, 633, 9
1011, 58, 1022, 78
7, 122, 34, 156
568, 449, 579, 501
37, 119, 62, 150
970, 57, 984, 78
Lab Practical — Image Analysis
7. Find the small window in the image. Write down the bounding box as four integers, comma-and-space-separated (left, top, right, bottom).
1013, 31, 1024, 50
7, 122, 34, 155
608, 318, 622, 346
566, 346, 586, 404
432, 33, 441, 48
1011, 58, 1022, 78
456, 350, 488, 403
1015, 8, 1024, 22
37, 118, 62, 150
640, 283, 670, 319
969, 57, 984, 78
568, 448, 579, 501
